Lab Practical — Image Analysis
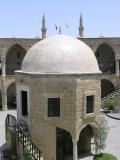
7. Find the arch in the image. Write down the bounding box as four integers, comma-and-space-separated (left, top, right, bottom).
101, 79, 115, 98
77, 124, 99, 158
7, 83, 16, 109
77, 122, 100, 138
56, 127, 73, 160
6, 43, 26, 75
94, 41, 116, 53
6, 79, 15, 90
78, 125, 93, 155
95, 43, 115, 74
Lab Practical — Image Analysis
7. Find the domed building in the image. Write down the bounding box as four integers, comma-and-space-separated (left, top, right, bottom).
21, 35, 100, 74
6, 34, 101, 160
0, 14, 119, 114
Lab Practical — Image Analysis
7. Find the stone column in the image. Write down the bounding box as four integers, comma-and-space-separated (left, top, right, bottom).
1, 58, 7, 111
115, 59, 119, 77
72, 139, 78, 160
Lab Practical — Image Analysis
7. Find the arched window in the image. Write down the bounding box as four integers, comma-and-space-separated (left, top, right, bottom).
6, 44, 26, 75
95, 43, 115, 74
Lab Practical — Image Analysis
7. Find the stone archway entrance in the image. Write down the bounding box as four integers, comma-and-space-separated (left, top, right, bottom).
7, 83, 16, 109
101, 79, 115, 98
78, 125, 94, 158
95, 43, 115, 74
6, 44, 26, 75
56, 127, 73, 160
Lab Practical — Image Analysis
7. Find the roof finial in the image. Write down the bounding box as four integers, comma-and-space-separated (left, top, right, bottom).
41, 13, 47, 39
78, 13, 84, 37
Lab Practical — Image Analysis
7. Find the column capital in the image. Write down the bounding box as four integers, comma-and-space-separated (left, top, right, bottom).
1, 57, 6, 63
72, 139, 78, 143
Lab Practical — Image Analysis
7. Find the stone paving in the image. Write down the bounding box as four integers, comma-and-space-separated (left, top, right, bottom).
80, 156, 93, 160
0, 111, 120, 160
103, 114, 120, 159
65, 155, 93, 160
107, 113, 120, 119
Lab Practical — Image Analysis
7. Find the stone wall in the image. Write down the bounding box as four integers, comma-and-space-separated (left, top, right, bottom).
16, 73, 101, 160
0, 37, 120, 110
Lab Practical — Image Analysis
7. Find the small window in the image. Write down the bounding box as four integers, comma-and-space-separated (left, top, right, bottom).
48, 98, 60, 117
21, 90, 28, 116
86, 95, 94, 114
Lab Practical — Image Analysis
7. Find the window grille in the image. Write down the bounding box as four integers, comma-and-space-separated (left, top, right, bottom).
86, 95, 94, 114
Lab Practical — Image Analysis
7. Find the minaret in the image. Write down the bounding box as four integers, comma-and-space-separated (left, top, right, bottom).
79, 13, 84, 37
41, 13, 47, 39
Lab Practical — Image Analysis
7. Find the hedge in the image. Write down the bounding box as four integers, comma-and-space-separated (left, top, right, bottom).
94, 153, 117, 160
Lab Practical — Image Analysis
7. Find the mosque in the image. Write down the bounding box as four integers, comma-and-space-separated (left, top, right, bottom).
1, 14, 120, 160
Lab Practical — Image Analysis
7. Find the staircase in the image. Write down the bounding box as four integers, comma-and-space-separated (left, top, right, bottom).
5, 114, 42, 160
101, 87, 120, 104
18, 120, 31, 137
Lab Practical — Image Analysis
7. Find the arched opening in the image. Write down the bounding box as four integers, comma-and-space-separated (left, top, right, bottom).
7, 83, 16, 109
6, 44, 26, 75
101, 79, 115, 98
78, 125, 94, 158
95, 43, 115, 74
56, 127, 73, 160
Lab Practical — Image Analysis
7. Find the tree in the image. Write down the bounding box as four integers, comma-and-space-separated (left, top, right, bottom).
95, 116, 109, 154
103, 98, 118, 111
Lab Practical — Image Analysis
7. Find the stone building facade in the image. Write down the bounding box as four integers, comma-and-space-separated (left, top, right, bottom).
0, 36, 120, 110
0, 38, 39, 110
15, 35, 101, 160
0, 15, 120, 111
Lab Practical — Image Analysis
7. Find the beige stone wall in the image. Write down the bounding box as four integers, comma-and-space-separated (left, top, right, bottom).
16, 73, 101, 160
76, 78, 101, 139
16, 74, 77, 160
27, 76, 77, 137
1, 37, 120, 111
6, 129, 17, 155
31, 122, 56, 160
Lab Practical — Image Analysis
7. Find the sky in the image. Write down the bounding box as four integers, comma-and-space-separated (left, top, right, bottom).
0, 0, 120, 38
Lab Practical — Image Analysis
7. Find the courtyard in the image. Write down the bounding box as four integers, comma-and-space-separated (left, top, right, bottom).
0, 110, 120, 159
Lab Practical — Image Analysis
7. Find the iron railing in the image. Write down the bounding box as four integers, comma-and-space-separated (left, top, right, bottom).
5, 114, 42, 160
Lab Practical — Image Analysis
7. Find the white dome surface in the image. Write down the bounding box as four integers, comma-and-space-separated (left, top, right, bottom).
21, 35, 100, 74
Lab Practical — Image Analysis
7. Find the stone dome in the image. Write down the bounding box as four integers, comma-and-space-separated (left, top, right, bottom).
21, 35, 100, 74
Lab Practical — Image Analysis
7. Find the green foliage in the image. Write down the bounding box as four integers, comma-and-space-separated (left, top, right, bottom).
94, 153, 117, 160
95, 116, 109, 154
103, 98, 118, 110
23, 148, 32, 160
